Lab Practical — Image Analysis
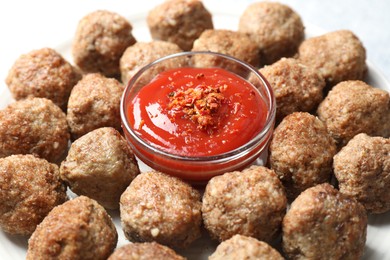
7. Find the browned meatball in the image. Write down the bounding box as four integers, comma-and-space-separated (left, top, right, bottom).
269, 112, 337, 199
108, 242, 185, 260
119, 41, 184, 85
26, 196, 118, 260
66, 73, 124, 139
334, 133, 390, 214
192, 29, 260, 68
0, 97, 70, 163
5, 48, 81, 109
260, 58, 325, 123
209, 234, 284, 260
0, 154, 67, 235
72, 10, 136, 77
147, 0, 213, 51
238, 2, 304, 66
282, 183, 367, 260
317, 80, 390, 147
60, 127, 140, 209
120, 171, 202, 248
298, 30, 367, 87
202, 165, 287, 242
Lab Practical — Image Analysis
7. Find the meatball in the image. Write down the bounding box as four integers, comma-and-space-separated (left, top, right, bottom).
119, 41, 184, 85
0, 154, 67, 235
108, 242, 185, 260
298, 30, 367, 87
334, 133, 390, 214
202, 165, 287, 242
60, 127, 140, 209
192, 29, 260, 68
5, 47, 81, 109
147, 0, 213, 51
120, 171, 202, 248
260, 58, 325, 123
238, 2, 304, 66
26, 196, 117, 260
72, 10, 136, 77
282, 183, 367, 260
67, 73, 124, 139
269, 112, 337, 199
317, 80, 390, 147
209, 234, 284, 260
0, 97, 70, 163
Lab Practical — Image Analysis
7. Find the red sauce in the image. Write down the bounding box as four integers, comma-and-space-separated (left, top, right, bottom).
126, 67, 267, 157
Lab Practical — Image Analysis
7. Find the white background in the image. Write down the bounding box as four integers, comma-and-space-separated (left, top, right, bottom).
0, 0, 389, 87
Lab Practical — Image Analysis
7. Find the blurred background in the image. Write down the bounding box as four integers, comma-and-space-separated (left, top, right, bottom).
0, 0, 389, 92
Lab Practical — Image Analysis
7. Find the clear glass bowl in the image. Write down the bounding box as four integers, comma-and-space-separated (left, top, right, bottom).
120, 51, 275, 183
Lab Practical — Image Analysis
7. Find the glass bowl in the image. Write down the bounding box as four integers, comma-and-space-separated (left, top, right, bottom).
120, 51, 275, 183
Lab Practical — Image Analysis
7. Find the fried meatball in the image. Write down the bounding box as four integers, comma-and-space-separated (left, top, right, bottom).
66, 73, 124, 139
269, 112, 337, 199
72, 10, 136, 77
0, 97, 70, 163
282, 183, 367, 260
192, 29, 260, 68
108, 242, 185, 260
119, 41, 184, 85
317, 80, 390, 147
27, 196, 117, 260
5, 47, 81, 109
0, 154, 67, 235
120, 171, 202, 248
209, 234, 284, 260
298, 30, 367, 87
60, 127, 140, 209
334, 133, 390, 214
147, 0, 213, 51
260, 58, 325, 123
238, 2, 304, 66
202, 165, 287, 242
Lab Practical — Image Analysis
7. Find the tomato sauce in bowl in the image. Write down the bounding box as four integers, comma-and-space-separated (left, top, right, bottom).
128, 67, 268, 157
121, 51, 275, 182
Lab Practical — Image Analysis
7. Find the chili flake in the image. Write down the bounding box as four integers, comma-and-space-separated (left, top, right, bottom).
168, 83, 226, 130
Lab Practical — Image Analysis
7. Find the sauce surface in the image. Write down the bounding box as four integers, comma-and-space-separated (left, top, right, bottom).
127, 67, 267, 156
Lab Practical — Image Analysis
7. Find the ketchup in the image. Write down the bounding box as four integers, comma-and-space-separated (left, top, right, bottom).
126, 67, 267, 157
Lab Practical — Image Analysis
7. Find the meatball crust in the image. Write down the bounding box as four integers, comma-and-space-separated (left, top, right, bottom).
120, 171, 202, 248
66, 73, 124, 139
202, 165, 287, 242
269, 112, 337, 199
147, 0, 213, 51
298, 30, 367, 87
108, 242, 185, 260
209, 234, 284, 260
317, 80, 390, 147
119, 41, 184, 85
238, 2, 304, 65
192, 29, 260, 68
334, 133, 390, 214
0, 154, 67, 235
5, 47, 81, 109
26, 196, 118, 260
0, 97, 70, 163
260, 58, 325, 122
282, 183, 367, 260
72, 10, 136, 77
60, 127, 140, 209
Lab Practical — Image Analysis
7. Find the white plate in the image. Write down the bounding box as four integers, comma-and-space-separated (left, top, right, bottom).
0, 1, 390, 259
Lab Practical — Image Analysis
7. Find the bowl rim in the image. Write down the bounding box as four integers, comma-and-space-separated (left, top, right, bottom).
120, 51, 276, 162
